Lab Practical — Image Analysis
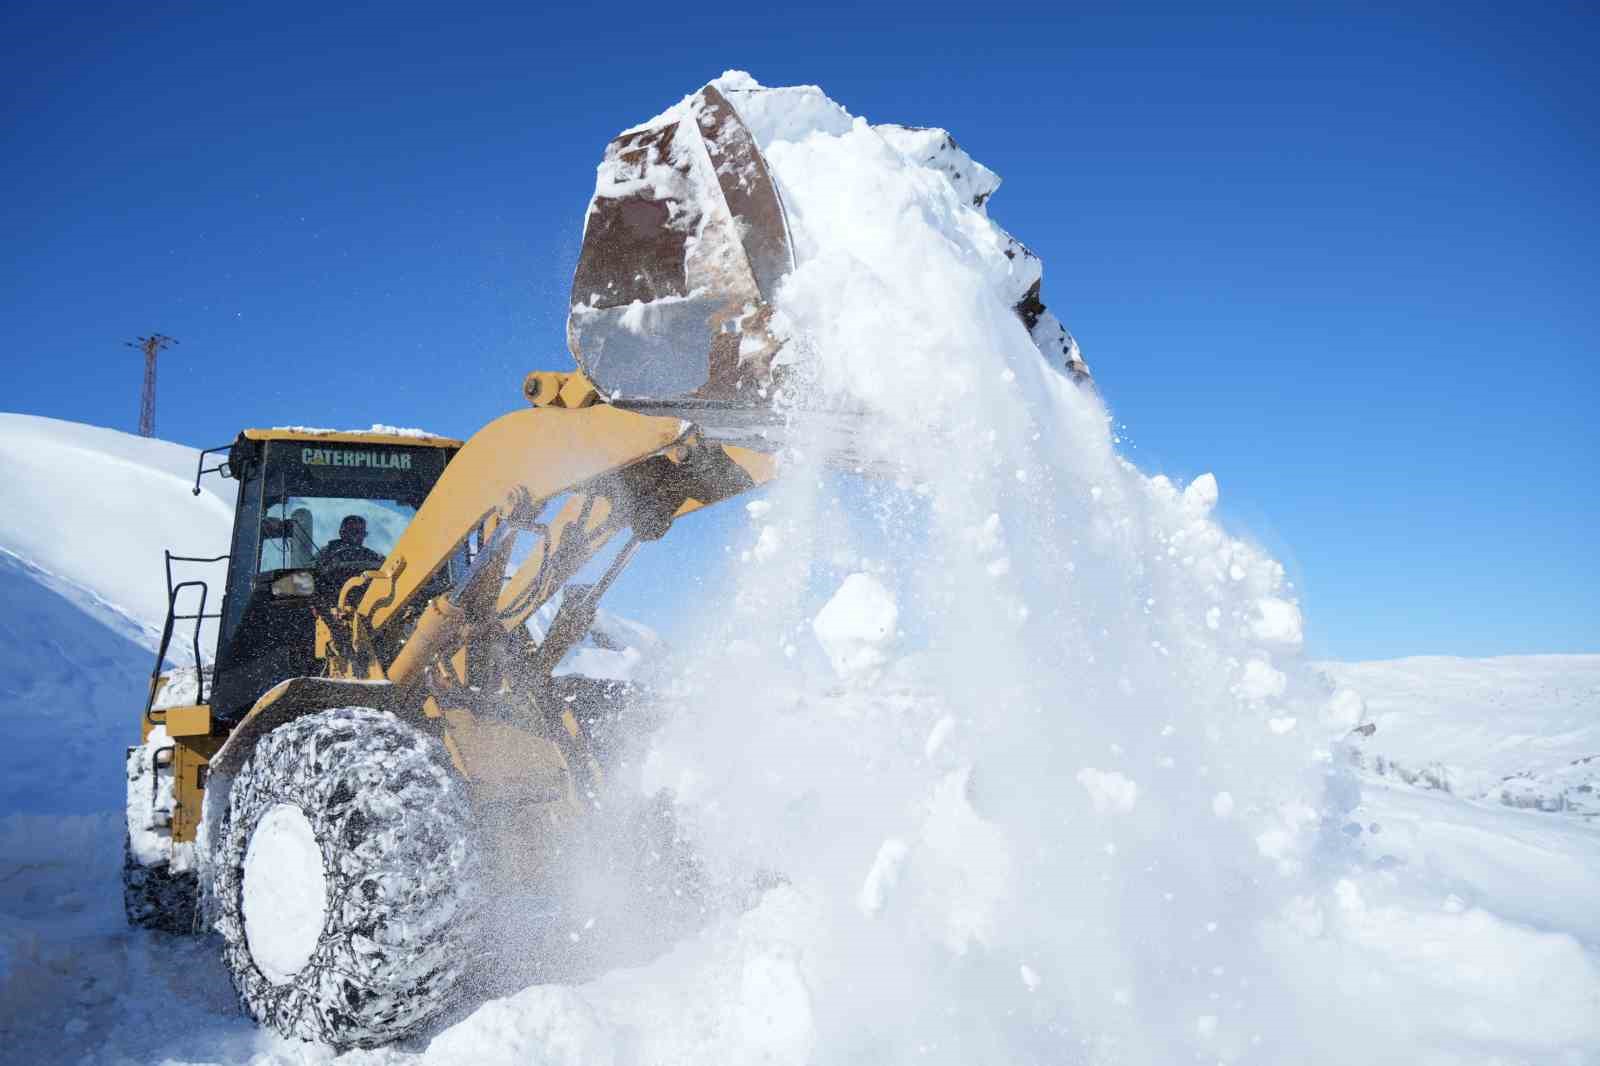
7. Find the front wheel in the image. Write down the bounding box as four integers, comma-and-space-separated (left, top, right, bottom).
212, 706, 479, 1049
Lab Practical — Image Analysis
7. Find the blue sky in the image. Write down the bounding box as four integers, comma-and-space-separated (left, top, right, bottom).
2, 2, 1594, 661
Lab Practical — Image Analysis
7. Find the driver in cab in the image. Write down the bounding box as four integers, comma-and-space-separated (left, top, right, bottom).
316, 515, 384, 572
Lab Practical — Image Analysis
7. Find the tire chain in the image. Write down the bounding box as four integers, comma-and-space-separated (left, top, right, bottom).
212, 707, 480, 1049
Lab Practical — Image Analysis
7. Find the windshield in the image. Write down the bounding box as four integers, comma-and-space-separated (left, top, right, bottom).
258, 497, 418, 573
253, 440, 450, 576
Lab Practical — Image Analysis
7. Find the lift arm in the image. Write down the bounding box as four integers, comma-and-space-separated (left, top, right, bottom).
336, 381, 777, 693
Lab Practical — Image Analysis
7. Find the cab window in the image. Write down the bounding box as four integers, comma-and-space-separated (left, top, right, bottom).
259, 497, 419, 572
256, 441, 447, 574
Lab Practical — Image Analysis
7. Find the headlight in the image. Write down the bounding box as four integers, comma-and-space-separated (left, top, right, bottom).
271, 570, 315, 597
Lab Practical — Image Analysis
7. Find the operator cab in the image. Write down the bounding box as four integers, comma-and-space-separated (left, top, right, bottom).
209, 429, 461, 723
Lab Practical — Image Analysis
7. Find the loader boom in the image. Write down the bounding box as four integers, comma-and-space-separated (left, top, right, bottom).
328, 379, 777, 703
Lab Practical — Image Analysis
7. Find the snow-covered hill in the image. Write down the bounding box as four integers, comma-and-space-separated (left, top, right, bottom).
0, 414, 234, 651
1322, 655, 1600, 818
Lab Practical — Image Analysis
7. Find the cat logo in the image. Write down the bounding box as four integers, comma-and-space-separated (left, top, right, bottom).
301, 448, 413, 471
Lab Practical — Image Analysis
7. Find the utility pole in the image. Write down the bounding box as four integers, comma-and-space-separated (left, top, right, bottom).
125, 333, 177, 438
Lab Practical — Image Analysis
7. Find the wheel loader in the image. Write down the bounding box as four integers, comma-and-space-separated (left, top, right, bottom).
124, 82, 1084, 1049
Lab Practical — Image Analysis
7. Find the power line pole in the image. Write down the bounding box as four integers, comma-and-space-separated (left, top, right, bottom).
125, 333, 177, 438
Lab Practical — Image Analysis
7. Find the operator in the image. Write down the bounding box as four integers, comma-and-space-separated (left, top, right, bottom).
315, 514, 384, 571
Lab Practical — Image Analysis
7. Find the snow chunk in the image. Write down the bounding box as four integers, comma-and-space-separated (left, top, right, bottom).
923, 714, 956, 760
812, 573, 898, 680
857, 837, 910, 915
1237, 658, 1288, 701
749, 524, 783, 563
1075, 768, 1140, 814
1250, 597, 1304, 647
1323, 686, 1366, 730
1182, 472, 1219, 513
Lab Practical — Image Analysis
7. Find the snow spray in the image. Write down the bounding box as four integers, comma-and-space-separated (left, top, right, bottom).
614, 74, 1367, 1064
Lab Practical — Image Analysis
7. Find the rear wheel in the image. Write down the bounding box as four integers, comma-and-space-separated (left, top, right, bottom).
212, 706, 479, 1049
123, 736, 197, 932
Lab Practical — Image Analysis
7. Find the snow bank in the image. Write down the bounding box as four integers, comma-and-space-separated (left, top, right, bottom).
0, 549, 156, 814
0, 414, 233, 653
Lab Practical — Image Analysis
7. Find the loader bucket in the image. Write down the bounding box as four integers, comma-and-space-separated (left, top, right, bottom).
568, 84, 795, 416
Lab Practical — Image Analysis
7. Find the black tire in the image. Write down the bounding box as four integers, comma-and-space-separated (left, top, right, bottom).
122, 833, 198, 932
212, 706, 479, 1049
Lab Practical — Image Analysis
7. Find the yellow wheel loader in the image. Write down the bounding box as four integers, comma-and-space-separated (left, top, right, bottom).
123, 82, 1083, 1049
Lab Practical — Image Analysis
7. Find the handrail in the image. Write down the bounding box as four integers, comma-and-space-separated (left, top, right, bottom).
144, 551, 228, 725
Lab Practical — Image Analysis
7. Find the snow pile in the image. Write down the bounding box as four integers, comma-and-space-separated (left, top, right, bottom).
0, 414, 233, 652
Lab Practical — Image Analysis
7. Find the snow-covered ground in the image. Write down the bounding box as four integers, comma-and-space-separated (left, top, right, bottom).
1323, 655, 1600, 818
3, 74, 1597, 1064
3, 641, 1595, 1064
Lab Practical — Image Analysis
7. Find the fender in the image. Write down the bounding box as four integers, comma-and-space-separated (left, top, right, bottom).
207, 676, 413, 780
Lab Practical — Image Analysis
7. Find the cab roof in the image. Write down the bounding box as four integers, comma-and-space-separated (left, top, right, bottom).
241, 427, 463, 449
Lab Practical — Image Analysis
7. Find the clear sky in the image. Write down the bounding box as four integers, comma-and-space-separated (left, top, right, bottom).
2, 2, 1594, 661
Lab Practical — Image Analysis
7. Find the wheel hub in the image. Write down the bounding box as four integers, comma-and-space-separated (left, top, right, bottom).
242, 803, 327, 984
